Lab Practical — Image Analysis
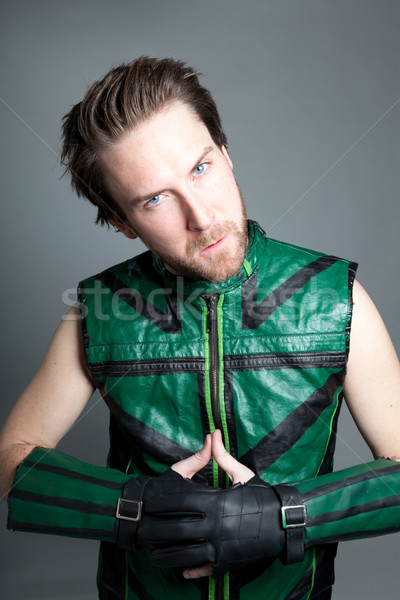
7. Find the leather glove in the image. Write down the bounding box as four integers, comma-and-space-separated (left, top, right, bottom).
117, 469, 210, 551
138, 473, 288, 576
116, 469, 182, 551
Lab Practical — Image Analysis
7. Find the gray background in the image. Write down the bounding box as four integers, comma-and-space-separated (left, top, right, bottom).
1, 0, 399, 598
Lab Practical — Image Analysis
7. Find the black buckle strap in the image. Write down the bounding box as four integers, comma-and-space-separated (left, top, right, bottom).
116, 497, 143, 522
116, 478, 146, 550
281, 504, 307, 529
275, 484, 307, 564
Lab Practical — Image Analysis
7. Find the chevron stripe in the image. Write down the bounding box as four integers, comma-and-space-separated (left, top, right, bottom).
241, 255, 340, 330
240, 372, 343, 474
128, 568, 157, 600
103, 392, 194, 466
96, 271, 182, 334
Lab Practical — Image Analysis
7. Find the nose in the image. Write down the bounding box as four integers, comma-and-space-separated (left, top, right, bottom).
183, 192, 214, 232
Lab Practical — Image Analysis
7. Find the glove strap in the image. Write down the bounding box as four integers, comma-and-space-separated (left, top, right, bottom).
116, 478, 145, 550
275, 484, 306, 564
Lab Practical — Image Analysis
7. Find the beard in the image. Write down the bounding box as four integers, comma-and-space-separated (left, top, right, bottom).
139, 190, 248, 283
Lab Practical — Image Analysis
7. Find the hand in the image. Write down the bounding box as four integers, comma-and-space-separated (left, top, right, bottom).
170, 432, 212, 478
141, 470, 283, 577
171, 429, 256, 579
172, 429, 255, 485
140, 430, 277, 578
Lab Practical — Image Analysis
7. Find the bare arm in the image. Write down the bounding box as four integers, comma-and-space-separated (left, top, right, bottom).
343, 280, 400, 459
0, 305, 95, 499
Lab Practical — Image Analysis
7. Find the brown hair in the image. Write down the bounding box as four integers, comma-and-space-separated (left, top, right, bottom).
61, 56, 227, 226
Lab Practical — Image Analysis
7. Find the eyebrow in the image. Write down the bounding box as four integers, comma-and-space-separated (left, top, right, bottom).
128, 145, 214, 206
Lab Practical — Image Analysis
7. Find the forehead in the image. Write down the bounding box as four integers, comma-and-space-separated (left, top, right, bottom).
110, 102, 211, 166
100, 101, 215, 200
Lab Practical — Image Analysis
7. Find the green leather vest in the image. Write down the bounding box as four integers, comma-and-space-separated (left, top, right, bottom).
78, 221, 357, 600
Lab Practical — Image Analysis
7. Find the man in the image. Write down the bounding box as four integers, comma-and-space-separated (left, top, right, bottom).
1, 57, 400, 599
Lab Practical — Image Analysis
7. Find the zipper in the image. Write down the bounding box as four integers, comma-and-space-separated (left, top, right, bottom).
205, 295, 227, 600
205, 294, 226, 490
206, 296, 222, 431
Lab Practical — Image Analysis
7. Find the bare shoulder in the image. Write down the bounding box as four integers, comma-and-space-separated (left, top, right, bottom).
344, 280, 400, 458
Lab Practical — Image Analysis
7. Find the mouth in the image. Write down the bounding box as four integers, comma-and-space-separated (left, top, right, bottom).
200, 235, 228, 255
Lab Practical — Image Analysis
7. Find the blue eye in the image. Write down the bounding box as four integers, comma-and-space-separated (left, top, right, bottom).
148, 194, 162, 206
194, 163, 207, 175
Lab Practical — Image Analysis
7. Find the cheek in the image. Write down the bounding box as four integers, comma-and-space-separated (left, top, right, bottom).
217, 165, 237, 191
215, 174, 241, 210
138, 214, 187, 249
205, 171, 232, 204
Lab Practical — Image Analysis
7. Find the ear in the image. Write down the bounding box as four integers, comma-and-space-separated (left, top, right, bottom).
221, 145, 233, 170
110, 214, 138, 239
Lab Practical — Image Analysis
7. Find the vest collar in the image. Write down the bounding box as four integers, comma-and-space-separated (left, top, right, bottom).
151, 220, 266, 299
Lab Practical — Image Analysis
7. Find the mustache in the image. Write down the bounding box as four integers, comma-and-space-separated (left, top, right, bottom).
186, 222, 239, 256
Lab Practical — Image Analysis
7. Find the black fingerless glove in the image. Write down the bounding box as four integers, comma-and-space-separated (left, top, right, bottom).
138, 474, 294, 576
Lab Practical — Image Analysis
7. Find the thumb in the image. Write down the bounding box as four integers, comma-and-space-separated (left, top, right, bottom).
212, 430, 255, 484
171, 434, 212, 479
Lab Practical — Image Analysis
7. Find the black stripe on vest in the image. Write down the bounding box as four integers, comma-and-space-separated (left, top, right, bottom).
103, 392, 193, 466
224, 352, 346, 371
90, 356, 205, 377
127, 568, 157, 600
96, 271, 182, 334
241, 255, 340, 330
240, 371, 344, 474
283, 564, 314, 599
228, 557, 276, 599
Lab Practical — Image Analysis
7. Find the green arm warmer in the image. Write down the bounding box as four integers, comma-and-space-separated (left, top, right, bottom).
8, 447, 400, 569
294, 458, 400, 548
275, 458, 400, 563
7, 446, 133, 543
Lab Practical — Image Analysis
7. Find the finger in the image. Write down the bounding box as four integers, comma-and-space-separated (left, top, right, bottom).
212, 429, 255, 484
183, 563, 213, 579
171, 434, 212, 479
139, 513, 207, 543
150, 542, 215, 570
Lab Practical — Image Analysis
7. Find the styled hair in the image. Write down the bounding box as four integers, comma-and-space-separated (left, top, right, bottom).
61, 56, 227, 226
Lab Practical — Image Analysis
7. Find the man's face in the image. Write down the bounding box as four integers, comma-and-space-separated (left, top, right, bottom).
100, 101, 248, 282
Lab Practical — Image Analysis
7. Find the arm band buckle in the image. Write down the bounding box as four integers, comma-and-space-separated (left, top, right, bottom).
281, 504, 307, 529
116, 498, 143, 522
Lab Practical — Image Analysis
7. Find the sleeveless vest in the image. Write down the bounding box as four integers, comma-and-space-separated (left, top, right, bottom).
78, 221, 357, 600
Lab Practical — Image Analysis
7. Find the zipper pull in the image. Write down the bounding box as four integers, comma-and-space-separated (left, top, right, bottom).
205, 296, 216, 333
